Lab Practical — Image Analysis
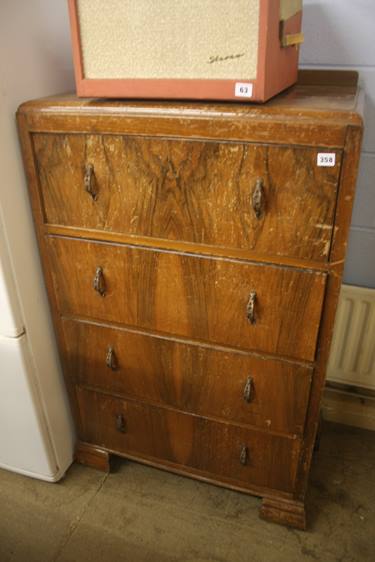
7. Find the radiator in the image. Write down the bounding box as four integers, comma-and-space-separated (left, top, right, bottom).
327, 284, 375, 390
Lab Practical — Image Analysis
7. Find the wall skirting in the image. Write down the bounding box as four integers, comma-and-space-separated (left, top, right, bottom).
322, 386, 375, 431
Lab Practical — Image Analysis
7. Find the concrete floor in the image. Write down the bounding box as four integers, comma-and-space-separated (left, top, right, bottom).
0, 422, 374, 562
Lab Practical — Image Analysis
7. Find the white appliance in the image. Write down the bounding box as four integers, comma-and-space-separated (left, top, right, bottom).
0, 224, 73, 482
0, 1, 75, 481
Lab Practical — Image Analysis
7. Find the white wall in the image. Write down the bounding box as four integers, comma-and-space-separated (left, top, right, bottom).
301, 0, 375, 288
0, 1, 75, 475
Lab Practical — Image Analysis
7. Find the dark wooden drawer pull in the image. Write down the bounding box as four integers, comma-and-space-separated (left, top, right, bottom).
243, 376, 253, 402
246, 291, 257, 324
93, 266, 106, 296
116, 414, 126, 433
252, 178, 264, 219
240, 445, 248, 465
84, 163, 97, 200
106, 346, 118, 370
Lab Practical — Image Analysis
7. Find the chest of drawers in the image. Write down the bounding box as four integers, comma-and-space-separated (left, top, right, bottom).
17, 70, 363, 529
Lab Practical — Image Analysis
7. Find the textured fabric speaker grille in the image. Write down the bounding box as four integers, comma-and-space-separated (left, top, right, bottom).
78, 0, 260, 80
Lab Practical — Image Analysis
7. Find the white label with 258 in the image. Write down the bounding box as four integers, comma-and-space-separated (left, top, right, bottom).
317, 153, 336, 167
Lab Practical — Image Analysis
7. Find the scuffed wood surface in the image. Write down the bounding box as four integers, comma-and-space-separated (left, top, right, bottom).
34, 134, 341, 262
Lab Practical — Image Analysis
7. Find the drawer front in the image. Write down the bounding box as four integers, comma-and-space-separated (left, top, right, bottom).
76, 387, 301, 493
48, 237, 326, 361
61, 319, 313, 435
34, 134, 341, 262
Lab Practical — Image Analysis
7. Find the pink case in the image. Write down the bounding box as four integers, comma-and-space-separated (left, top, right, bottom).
68, 0, 303, 102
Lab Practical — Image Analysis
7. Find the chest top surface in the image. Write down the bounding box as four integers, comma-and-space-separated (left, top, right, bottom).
18, 70, 363, 133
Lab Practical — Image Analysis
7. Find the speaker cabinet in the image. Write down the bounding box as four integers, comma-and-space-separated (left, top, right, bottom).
68, 0, 303, 102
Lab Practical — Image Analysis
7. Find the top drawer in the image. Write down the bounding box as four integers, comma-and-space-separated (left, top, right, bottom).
33, 134, 341, 262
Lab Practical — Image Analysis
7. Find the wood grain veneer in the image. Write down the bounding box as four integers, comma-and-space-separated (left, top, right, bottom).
33, 134, 341, 262
61, 318, 313, 435
17, 71, 364, 529
46, 236, 326, 361
76, 387, 301, 493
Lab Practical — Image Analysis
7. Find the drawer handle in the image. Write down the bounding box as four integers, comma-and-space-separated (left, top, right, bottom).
116, 414, 126, 433
246, 291, 257, 324
243, 376, 253, 403
93, 266, 106, 296
84, 163, 97, 200
240, 445, 248, 466
106, 347, 118, 370
252, 178, 264, 219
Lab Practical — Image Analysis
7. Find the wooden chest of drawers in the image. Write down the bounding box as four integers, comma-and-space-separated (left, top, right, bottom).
18, 71, 363, 529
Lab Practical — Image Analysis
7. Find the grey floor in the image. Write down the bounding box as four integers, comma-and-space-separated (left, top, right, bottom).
0, 422, 374, 562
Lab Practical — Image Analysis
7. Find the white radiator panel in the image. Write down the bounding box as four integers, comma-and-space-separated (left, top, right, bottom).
327, 285, 375, 390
